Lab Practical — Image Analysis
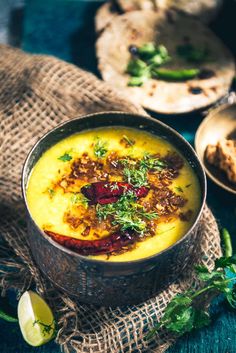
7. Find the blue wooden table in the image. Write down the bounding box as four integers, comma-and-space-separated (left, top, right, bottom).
1, 1, 236, 352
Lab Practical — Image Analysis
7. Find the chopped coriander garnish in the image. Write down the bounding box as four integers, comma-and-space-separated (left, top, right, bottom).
175, 186, 184, 193
96, 202, 114, 221
185, 184, 192, 188
122, 135, 135, 146
122, 153, 167, 187
47, 188, 55, 198
71, 193, 89, 208
109, 183, 120, 191
58, 153, 72, 162
96, 190, 158, 234
123, 166, 148, 187
94, 138, 108, 158
114, 212, 146, 233
120, 158, 136, 167
33, 319, 56, 337
140, 153, 166, 171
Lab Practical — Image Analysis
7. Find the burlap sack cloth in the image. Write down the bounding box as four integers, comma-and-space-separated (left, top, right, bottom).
0, 44, 222, 353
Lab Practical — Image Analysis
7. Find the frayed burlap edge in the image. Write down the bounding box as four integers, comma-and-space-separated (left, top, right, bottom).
0, 44, 222, 353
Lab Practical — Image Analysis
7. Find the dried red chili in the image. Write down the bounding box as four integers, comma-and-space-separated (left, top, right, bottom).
45, 229, 137, 255
81, 181, 148, 205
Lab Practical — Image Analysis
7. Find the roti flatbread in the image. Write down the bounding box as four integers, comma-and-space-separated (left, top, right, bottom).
95, 2, 120, 33
117, 0, 223, 23
96, 10, 235, 114
95, 0, 222, 35
167, 0, 223, 23
118, 0, 157, 12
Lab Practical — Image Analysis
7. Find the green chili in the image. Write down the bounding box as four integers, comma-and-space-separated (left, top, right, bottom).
222, 228, 233, 257
0, 309, 18, 323
152, 68, 200, 81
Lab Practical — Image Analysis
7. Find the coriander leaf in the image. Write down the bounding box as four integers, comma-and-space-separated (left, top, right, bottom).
140, 153, 166, 171
228, 265, 236, 275
96, 190, 157, 234
194, 264, 209, 275
195, 265, 224, 282
58, 153, 72, 162
192, 310, 211, 330
122, 135, 135, 146
215, 255, 236, 270
226, 284, 236, 308
71, 193, 89, 208
175, 186, 184, 193
161, 295, 194, 334
47, 188, 55, 198
164, 306, 195, 334
114, 212, 146, 233
146, 228, 236, 339
120, 158, 136, 167
123, 166, 148, 187
122, 154, 166, 187
33, 319, 56, 337
139, 211, 158, 220
96, 203, 114, 221
94, 138, 108, 158
165, 294, 192, 312
212, 280, 231, 293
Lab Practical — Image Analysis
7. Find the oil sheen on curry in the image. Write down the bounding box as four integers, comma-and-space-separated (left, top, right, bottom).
27, 127, 201, 262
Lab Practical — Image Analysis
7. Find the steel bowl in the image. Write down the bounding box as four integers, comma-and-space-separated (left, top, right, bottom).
22, 111, 206, 306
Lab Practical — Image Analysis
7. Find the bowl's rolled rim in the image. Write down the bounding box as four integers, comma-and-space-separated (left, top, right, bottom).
195, 102, 236, 195
22, 111, 207, 266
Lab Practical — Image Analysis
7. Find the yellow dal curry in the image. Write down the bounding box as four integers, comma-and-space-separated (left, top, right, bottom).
27, 127, 201, 261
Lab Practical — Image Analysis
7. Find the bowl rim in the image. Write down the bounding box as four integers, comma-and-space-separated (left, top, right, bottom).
195, 102, 236, 195
22, 111, 207, 266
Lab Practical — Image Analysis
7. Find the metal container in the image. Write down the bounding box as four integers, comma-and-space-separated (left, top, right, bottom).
22, 112, 206, 306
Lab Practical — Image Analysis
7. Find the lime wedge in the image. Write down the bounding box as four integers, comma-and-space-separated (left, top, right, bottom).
17, 290, 55, 347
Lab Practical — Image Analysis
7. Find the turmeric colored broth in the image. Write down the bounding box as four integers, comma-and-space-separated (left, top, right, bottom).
26, 127, 201, 261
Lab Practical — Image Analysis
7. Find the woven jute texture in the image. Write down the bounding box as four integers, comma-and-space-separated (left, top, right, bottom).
0, 44, 222, 353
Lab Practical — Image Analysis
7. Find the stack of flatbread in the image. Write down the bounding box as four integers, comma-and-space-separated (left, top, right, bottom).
95, 4, 235, 114
95, 0, 223, 33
